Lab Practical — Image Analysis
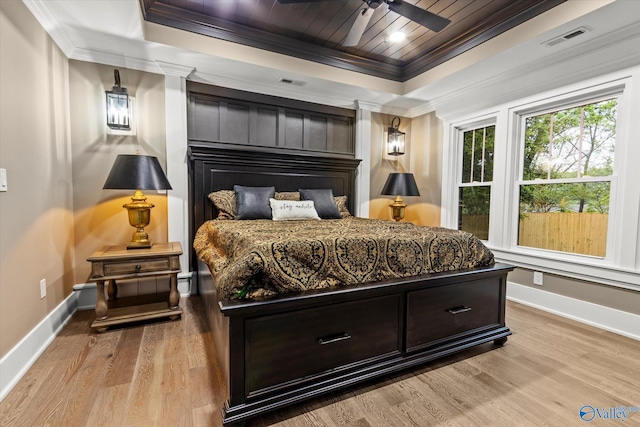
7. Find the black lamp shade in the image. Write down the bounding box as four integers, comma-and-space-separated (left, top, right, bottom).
103, 154, 172, 190
381, 173, 420, 197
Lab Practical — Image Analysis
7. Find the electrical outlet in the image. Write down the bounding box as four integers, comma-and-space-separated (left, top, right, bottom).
0, 168, 7, 192
40, 279, 46, 299
533, 271, 544, 286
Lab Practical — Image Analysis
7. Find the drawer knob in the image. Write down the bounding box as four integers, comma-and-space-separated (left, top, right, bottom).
447, 306, 472, 315
318, 332, 351, 345
135, 265, 142, 271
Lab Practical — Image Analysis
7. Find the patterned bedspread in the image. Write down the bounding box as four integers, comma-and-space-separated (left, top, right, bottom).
194, 217, 494, 300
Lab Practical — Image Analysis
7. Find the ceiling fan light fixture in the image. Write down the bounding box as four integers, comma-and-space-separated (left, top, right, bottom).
388, 31, 405, 43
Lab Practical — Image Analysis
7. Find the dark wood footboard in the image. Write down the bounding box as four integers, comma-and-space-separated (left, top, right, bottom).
198, 260, 514, 426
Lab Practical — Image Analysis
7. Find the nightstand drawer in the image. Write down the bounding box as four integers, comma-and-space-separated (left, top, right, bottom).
104, 259, 171, 276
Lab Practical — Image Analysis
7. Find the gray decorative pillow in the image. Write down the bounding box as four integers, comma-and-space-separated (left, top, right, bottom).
299, 188, 342, 219
234, 185, 275, 220
208, 190, 236, 220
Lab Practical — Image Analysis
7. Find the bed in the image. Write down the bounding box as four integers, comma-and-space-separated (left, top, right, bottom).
189, 143, 513, 426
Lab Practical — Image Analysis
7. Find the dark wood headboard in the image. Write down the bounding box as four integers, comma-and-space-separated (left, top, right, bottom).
188, 142, 361, 273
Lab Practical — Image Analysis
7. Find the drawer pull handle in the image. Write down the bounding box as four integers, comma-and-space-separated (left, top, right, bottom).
318, 333, 351, 345
447, 306, 472, 315
135, 265, 142, 271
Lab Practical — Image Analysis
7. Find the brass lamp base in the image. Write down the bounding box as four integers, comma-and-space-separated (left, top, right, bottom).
389, 196, 407, 222
123, 190, 154, 249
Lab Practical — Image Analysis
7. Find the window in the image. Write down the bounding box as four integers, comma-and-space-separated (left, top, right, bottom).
517, 99, 616, 257
458, 125, 495, 239
443, 71, 640, 289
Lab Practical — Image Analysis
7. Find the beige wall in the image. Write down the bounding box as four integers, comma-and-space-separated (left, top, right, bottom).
69, 61, 167, 283
508, 268, 640, 315
0, 0, 74, 358
405, 112, 442, 226
369, 112, 442, 227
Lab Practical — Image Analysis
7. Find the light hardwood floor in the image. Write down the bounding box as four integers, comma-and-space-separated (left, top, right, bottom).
1, 297, 639, 427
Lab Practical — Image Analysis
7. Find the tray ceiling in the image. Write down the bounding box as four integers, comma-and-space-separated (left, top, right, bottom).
139, 0, 566, 82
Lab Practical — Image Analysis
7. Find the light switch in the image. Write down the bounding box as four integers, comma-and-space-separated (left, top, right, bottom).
0, 168, 6, 192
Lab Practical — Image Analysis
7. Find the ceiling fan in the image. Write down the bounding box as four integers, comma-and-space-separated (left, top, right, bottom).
276, 0, 451, 47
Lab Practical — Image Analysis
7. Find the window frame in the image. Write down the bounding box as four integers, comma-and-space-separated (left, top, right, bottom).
457, 122, 496, 238
442, 68, 640, 291
514, 93, 619, 259
442, 115, 498, 238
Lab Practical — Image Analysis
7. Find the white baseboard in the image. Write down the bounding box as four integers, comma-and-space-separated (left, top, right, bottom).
74, 282, 98, 310
0, 292, 78, 401
507, 281, 640, 341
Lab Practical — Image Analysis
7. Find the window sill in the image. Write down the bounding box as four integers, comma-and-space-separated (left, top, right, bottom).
489, 246, 640, 292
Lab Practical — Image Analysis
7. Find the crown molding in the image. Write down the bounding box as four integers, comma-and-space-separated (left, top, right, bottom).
155, 61, 195, 78
69, 47, 163, 74
22, 0, 75, 57
406, 103, 436, 119
430, 20, 640, 120
354, 100, 381, 112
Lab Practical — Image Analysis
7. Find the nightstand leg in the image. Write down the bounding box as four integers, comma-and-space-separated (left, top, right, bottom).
95, 280, 108, 320
169, 273, 179, 309
107, 279, 118, 300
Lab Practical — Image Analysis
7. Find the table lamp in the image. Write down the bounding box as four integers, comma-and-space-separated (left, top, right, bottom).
103, 154, 172, 249
381, 173, 420, 221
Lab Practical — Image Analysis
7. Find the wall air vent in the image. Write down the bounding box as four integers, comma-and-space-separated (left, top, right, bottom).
279, 78, 307, 86
542, 26, 590, 48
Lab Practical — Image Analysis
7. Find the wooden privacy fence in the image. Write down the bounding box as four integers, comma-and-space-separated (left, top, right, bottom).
518, 212, 608, 257
460, 215, 489, 240
461, 212, 608, 257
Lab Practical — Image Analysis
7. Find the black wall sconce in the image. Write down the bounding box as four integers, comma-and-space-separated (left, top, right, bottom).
387, 116, 405, 156
105, 69, 130, 130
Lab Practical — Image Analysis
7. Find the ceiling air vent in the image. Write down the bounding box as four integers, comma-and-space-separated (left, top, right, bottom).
279, 78, 307, 87
543, 26, 590, 48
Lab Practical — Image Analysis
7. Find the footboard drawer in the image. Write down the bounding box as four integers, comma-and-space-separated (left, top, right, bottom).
245, 295, 401, 396
406, 278, 501, 351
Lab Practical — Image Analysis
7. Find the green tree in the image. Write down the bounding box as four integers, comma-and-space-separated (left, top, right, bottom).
462, 126, 495, 184
522, 99, 616, 213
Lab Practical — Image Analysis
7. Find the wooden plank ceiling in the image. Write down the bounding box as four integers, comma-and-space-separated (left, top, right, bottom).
140, 0, 566, 81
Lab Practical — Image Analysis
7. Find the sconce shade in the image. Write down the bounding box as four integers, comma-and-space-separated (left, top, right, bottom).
106, 69, 130, 130
103, 154, 171, 249
387, 116, 405, 156
381, 173, 420, 197
103, 154, 172, 191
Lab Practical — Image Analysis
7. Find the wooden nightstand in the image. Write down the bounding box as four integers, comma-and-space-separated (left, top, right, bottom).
87, 242, 182, 332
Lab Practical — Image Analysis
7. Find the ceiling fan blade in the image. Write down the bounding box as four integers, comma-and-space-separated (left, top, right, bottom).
344, 7, 375, 47
277, 0, 339, 3
388, 1, 450, 32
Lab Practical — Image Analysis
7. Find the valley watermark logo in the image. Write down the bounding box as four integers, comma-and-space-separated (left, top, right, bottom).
580, 405, 640, 422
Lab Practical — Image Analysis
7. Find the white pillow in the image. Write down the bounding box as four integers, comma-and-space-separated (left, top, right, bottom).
269, 198, 321, 221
